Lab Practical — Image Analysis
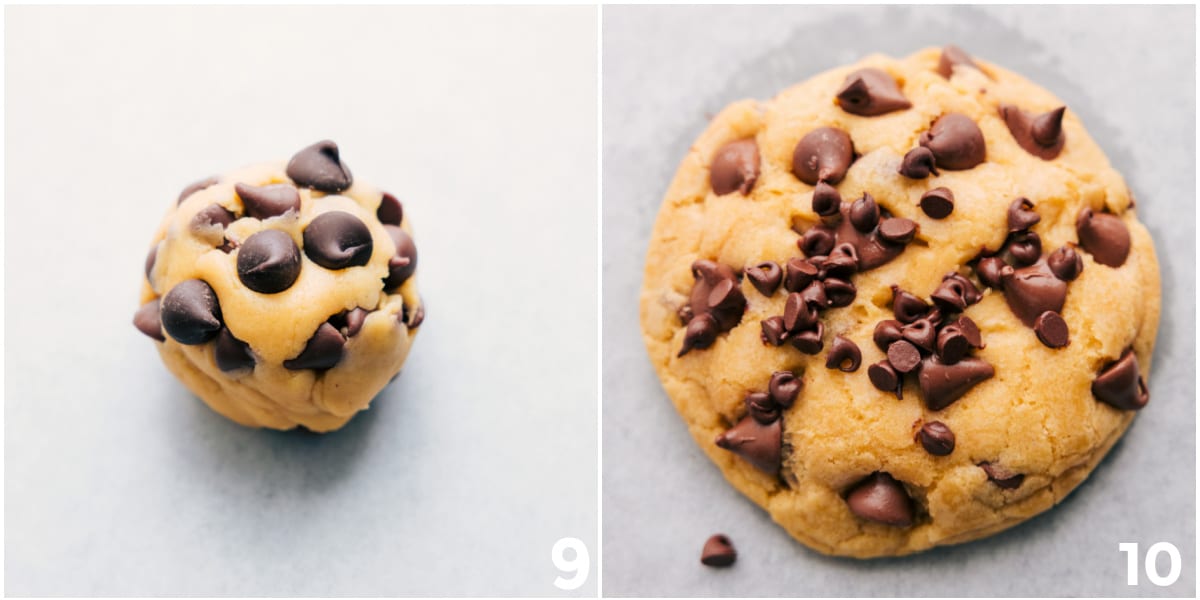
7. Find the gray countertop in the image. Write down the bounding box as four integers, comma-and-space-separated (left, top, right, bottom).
602, 5, 1195, 597
5, 6, 597, 596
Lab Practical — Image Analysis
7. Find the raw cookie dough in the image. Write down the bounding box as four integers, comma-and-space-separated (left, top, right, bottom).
135, 140, 423, 432
639, 47, 1160, 558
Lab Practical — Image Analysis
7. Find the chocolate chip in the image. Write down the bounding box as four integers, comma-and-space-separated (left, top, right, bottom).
1047, 246, 1084, 281
821, 244, 860, 279
799, 280, 828, 309
1000, 104, 1066, 160
680, 314, 719, 356
936, 325, 971, 364
407, 301, 425, 329
826, 335, 862, 372
917, 422, 955, 456
937, 45, 981, 78
769, 371, 802, 408
1076, 208, 1131, 268
918, 355, 994, 410
792, 126, 854, 185
177, 176, 218, 205
145, 243, 160, 283
329, 307, 370, 337
919, 113, 986, 170
1007, 231, 1042, 266
1034, 311, 1069, 348
919, 187, 954, 219
700, 534, 737, 567
898, 146, 938, 179
849, 193, 880, 232
784, 258, 819, 293
214, 327, 255, 372
891, 287, 930, 323
845, 472, 913, 527
800, 225, 837, 257
710, 139, 761, 196
160, 279, 223, 345
888, 340, 921, 373
235, 183, 301, 220
1007, 197, 1041, 232
190, 203, 236, 233
286, 140, 353, 193
237, 229, 302, 294
377, 192, 404, 226
761, 316, 788, 346
823, 278, 857, 308
812, 182, 842, 217
303, 211, 374, 270
678, 304, 694, 325
868, 361, 902, 397
133, 300, 165, 342
746, 262, 783, 296
931, 273, 983, 311
715, 414, 782, 474
874, 319, 904, 350
876, 218, 917, 245
1001, 261, 1067, 326
383, 225, 418, 290
789, 322, 825, 354
745, 392, 778, 424
1092, 350, 1149, 411
954, 315, 984, 348
784, 292, 818, 332
283, 322, 346, 370
836, 68, 912, 116
980, 462, 1024, 489
901, 319, 936, 352
976, 256, 1007, 289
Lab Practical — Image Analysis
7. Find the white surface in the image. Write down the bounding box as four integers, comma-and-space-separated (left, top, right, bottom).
5, 6, 597, 596
602, 5, 1196, 597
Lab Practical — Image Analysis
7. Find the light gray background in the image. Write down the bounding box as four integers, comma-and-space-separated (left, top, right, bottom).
603, 5, 1195, 597
6, 6, 597, 597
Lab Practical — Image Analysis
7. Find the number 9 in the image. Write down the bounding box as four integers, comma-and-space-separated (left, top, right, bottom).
551, 537, 590, 591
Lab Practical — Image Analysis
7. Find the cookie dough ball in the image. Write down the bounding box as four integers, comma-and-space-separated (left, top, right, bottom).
640, 47, 1160, 557
134, 141, 423, 432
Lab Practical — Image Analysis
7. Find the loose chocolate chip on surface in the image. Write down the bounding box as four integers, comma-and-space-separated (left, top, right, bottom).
919, 113, 986, 170
918, 356, 995, 410
877, 218, 917, 245
918, 422, 956, 456
284, 322, 346, 371
920, 187, 954, 219
1007, 197, 1041, 232
888, 340, 922, 373
161, 279, 223, 345
1092, 350, 1149, 410
874, 319, 905, 350
715, 415, 782, 474
1001, 261, 1067, 326
1000, 104, 1066, 160
177, 176, 219, 205
845, 472, 914, 527
237, 229, 302, 294
700, 534, 737, 567
133, 300, 165, 342
849, 194, 881, 232
868, 361, 902, 397
236, 183, 302, 220
1034, 311, 1069, 348
383, 225, 418, 290
826, 335, 862, 372
937, 45, 981, 78
286, 140, 353, 193
812, 182, 843, 217
792, 126, 854, 185
898, 146, 939, 179
784, 258, 819, 293
377, 192, 404, 226
190, 203, 236, 232
1007, 231, 1042, 266
1076, 208, 1131, 267
936, 325, 971, 364
891, 288, 930, 323
980, 462, 1025, 489
789, 323, 825, 354
836, 68, 912, 116
710, 139, 761, 196
1047, 246, 1084, 281
746, 262, 783, 296
769, 371, 802, 408
303, 211, 374, 270
214, 327, 255, 372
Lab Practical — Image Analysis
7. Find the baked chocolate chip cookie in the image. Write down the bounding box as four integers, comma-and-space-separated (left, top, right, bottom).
640, 47, 1160, 557
135, 141, 422, 432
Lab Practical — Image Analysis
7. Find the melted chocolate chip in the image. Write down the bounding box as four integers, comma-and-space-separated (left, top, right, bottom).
836, 68, 912, 116
1000, 105, 1066, 160
868, 361, 902, 397
1047, 246, 1084, 281
769, 371, 802, 408
177, 176, 219, 205
286, 140, 353, 193
715, 414, 781, 474
1007, 197, 1041, 232
303, 211, 374, 270
161, 279, 223, 345
236, 183, 302, 220
826, 335, 862, 372
1001, 261, 1067, 326
746, 262, 783, 296
377, 192, 404, 226
898, 146, 939, 179
1076, 208, 1131, 267
682, 314, 719, 355
700, 534, 737, 567
917, 421, 955, 456
919, 113, 986, 170
937, 45, 982, 79
214, 328, 255, 372
784, 258, 818, 293
133, 300, 165, 342
845, 472, 913, 527
980, 462, 1024, 489
918, 355, 994, 410
237, 229, 302, 294
710, 139, 761, 196
792, 127, 854, 185
1092, 350, 1149, 411
812, 182, 843, 217
1034, 311, 1069, 348
383, 225, 418, 290
283, 322, 346, 371
847, 195, 879, 233
920, 187, 954, 219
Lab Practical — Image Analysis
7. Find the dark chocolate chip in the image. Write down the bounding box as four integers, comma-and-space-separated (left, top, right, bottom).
931, 272, 983, 311
383, 225, 418, 290
826, 335, 862, 372
888, 340, 922, 373
919, 113, 986, 170
1001, 261, 1067, 326
980, 462, 1024, 489
710, 139, 761, 196
190, 203, 236, 233
769, 371, 802, 408
936, 325, 971, 364
901, 319, 936, 353
784, 292, 818, 332
918, 355, 994, 410
746, 262, 783, 296
303, 211, 374, 270
821, 244, 860, 279
377, 192, 404, 226
236, 183, 301, 220
761, 316, 788, 346
160, 279, 223, 345
1007, 231, 1042, 266
917, 421, 955, 456
920, 187, 955, 219
976, 256, 1007, 289
954, 315, 984, 348
133, 300, 165, 342
1034, 311, 1069, 348
845, 472, 913, 527
1000, 104, 1066, 160
784, 258, 819, 293
237, 229, 302, 294
329, 307, 370, 338
283, 322, 346, 370
892, 287, 930, 324
1076, 208, 1131, 268
792, 127, 854, 185
868, 361, 902, 397
214, 327, 255, 372
177, 176, 219, 205
800, 225, 837, 257
286, 140, 353, 193
1007, 197, 1041, 232
849, 194, 881, 232
877, 218, 917, 245
937, 45, 981, 78
1047, 246, 1084, 281
715, 414, 781, 474
680, 313, 719, 356
789, 322, 825, 354
823, 278, 857, 308
799, 280, 828, 309
745, 392, 779, 425
688, 260, 747, 334
898, 146, 939, 179
1092, 350, 1149, 411
874, 319, 905, 350
836, 68, 912, 116
812, 182, 842, 217
700, 534, 737, 567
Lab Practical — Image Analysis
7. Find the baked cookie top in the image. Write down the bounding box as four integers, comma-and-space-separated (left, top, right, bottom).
639, 46, 1160, 558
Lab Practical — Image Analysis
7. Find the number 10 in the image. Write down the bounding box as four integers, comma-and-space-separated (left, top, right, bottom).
1119, 542, 1181, 586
